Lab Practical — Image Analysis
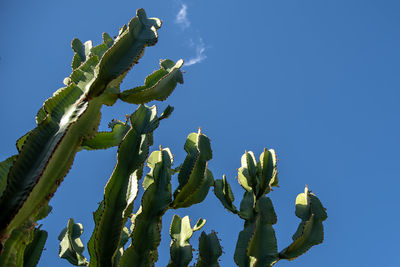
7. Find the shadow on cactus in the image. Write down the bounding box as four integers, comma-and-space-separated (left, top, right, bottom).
0, 7, 327, 267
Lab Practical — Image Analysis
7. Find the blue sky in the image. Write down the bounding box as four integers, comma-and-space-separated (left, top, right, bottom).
1, 0, 400, 266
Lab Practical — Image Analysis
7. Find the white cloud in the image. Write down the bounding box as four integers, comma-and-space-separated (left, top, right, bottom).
175, 4, 190, 29
185, 38, 207, 66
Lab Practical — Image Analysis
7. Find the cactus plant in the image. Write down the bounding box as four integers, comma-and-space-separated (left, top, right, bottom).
0, 8, 183, 265
168, 214, 206, 267
59, 128, 215, 267
0, 8, 327, 267
214, 149, 327, 266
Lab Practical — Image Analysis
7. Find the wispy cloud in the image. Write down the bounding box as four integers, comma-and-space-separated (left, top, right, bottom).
175, 4, 190, 29
185, 38, 207, 66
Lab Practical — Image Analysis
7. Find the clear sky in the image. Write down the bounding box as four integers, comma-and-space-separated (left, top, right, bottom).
1, 1, 400, 266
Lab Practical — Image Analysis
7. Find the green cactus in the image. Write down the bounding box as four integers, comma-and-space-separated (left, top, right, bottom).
0, 205, 51, 266
0, 8, 184, 263
58, 129, 214, 267
172, 129, 213, 209
58, 219, 89, 266
195, 231, 223, 267
279, 186, 328, 260
23, 228, 48, 267
87, 104, 168, 267
0, 8, 327, 267
168, 215, 205, 267
115, 147, 174, 266
214, 149, 327, 266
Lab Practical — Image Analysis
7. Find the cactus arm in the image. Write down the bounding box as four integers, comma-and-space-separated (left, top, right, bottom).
192, 218, 207, 232
118, 148, 173, 267
88, 105, 164, 266
71, 38, 93, 70
213, 175, 238, 214
278, 186, 327, 260
0, 87, 98, 243
89, 9, 162, 97
159, 105, 174, 120
167, 215, 205, 267
238, 151, 258, 193
171, 130, 213, 208
58, 218, 88, 266
195, 231, 222, 267
258, 149, 278, 196
23, 228, 48, 267
177, 168, 214, 208
119, 59, 184, 104
0, 9, 170, 246
80, 120, 131, 150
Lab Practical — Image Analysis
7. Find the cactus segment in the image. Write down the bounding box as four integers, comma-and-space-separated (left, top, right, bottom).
258, 149, 278, 195
0, 206, 52, 266
71, 38, 93, 70
88, 105, 163, 266
119, 59, 184, 104
238, 151, 258, 193
23, 228, 48, 267
58, 218, 89, 266
247, 197, 278, 267
279, 186, 327, 261
167, 215, 205, 267
193, 218, 207, 232
0, 225, 34, 266
195, 231, 222, 267
238, 191, 255, 221
0, 86, 92, 242
213, 175, 238, 214
102, 33, 114, 48
80, 120, 130, 150
178, 168, 214, 208
234, 222, 254, 267
238, 149, 278, 197
0, 48, 103, 240
89, 9, 162, 97
119, 147, 173, 266
159, 105, 174, 121
172, 130, 213, 208
234, 197, 279, 267
0, 156, 16, 198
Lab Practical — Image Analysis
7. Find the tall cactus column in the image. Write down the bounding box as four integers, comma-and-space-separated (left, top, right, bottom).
0, 7, 183, 258
214, 149, 327, 267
